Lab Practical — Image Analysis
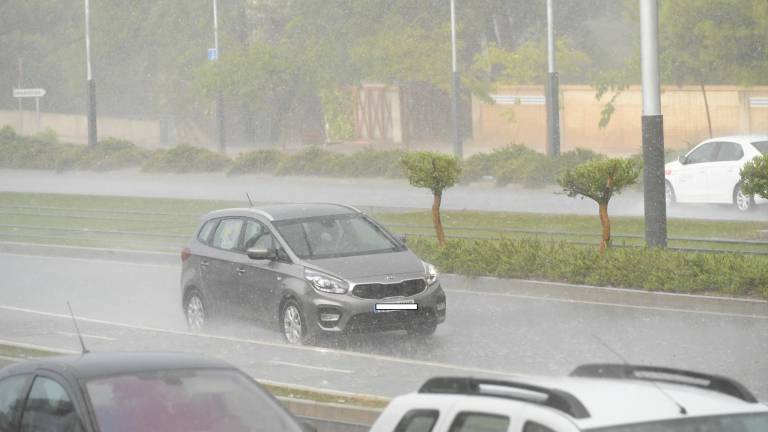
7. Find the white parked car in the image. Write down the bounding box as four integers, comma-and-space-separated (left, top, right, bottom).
664, 135, 768, 211
370, 364, 768, 432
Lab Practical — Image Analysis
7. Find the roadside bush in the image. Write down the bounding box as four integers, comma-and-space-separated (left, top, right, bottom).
338, 148, 406, 178
407, 236, 768, 298
461, 145, 604, 188
274, 146, 345, 176
142, 144, 231, 173
228, 149, 286, 175
0, 132, 59, 169
55, 138, 150, 172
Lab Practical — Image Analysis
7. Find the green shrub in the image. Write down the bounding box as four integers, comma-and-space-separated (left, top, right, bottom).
274, 146, 345, 176
142, 144, 231, 173
339, 148, 406, 178
55, 138, 150, 172
462, 145, 604, 188
407, 236, 768, 298
0, 126, 16, 144
229, 149, 287, 175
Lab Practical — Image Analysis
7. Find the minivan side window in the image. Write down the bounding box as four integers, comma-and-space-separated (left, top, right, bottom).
394, 409, 440, 432
0, 374, 29, 431
20, 376, 82, 432
685, 142, 719, 164
448, 412, 510, 432
197, 219, 219, 244
212, 219, 244, 251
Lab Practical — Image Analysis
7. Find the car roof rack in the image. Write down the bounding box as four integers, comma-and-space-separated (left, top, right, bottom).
570, 363, 758, 403
418, 377, 590, 419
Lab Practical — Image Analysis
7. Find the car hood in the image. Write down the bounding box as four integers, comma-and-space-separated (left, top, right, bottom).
304, 249, 425, 281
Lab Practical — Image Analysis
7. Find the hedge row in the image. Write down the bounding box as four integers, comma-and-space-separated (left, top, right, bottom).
0, 125, 612, 186
407, 236, 768, 299
0, 127, 229, 173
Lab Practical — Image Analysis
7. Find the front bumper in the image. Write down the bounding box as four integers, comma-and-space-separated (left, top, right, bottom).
302, 281, 446, 335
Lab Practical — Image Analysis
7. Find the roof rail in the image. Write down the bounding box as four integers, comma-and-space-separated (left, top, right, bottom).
418, 377, 590, 419
571, 364, 758, 403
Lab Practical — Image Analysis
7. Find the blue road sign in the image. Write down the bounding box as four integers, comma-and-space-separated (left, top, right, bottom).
207, 48, 218, 61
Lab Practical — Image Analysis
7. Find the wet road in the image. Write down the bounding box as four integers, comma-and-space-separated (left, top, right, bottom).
1, 169, 766, 221
1, 252, 766, 399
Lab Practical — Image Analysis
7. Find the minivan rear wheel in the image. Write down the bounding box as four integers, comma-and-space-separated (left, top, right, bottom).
184, 289, 207, 332
281, 300, 309, 345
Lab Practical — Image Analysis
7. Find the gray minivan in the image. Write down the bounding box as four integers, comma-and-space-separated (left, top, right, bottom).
180, 203, 446, 344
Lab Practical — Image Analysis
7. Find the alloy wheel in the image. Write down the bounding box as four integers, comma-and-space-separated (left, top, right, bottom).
736, 189, 753, 212
283, 304, 304, 345
186, 293, 206, 332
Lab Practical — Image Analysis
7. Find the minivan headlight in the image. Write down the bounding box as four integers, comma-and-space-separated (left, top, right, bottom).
305, 268, 349, 294
423, 261, 438, 285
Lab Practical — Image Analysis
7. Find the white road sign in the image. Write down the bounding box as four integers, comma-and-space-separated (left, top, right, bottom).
13, 88, 46, 98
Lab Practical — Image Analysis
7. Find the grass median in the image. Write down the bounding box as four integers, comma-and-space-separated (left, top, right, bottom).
1, 191, 766, 298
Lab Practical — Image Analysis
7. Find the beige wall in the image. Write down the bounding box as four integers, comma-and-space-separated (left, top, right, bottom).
0, 110, 166, 148
471, 85, 768, 155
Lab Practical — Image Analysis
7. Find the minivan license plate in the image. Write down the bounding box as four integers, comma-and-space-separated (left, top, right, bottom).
374, 299, 417, 313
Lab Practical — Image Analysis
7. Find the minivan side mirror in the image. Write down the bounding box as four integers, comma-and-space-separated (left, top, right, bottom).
246, 247, 276, 260
678, 154, 688, 164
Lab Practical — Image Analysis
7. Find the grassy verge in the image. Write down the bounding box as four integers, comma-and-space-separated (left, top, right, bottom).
1, 192, 766, 297
0, 343, 387, 408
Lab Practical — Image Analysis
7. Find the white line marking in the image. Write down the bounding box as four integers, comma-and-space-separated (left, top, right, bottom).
55, 331, 116, 341
444, 289, 768, 320
375, 304, 417, 310
0, 338, 79, 354
0, 305, 531, 378
269, 360, 353, 374
0, 354, 24, 362
0, 252, 178, 270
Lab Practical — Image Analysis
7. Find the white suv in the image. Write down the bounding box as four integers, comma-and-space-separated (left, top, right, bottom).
664, 135, 768, 211
370, 364, 767, 432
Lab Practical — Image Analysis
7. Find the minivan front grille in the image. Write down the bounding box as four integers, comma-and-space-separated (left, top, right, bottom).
352, 279, 426, 299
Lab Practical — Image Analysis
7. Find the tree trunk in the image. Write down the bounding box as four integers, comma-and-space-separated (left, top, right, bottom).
432, 192, 446, 247
700, 80, 713, 138
598, 202, 610, 254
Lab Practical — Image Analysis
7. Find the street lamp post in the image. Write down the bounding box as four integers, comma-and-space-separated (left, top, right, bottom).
545, 0, 560, 157
84, 0, 97, 147
640, 0, 667, 247
450, 0, 462, 159
213, 0, 226, 154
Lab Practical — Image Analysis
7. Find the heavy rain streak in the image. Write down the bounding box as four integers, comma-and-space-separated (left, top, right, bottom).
0, 1, 767, 431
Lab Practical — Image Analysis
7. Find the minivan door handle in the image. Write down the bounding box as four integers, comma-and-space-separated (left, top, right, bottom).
200, 260, 209, 267
235, 267, 246, 275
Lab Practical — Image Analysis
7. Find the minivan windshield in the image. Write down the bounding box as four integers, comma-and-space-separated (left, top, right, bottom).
587, 412, 768, 432
273, 214, 401, 259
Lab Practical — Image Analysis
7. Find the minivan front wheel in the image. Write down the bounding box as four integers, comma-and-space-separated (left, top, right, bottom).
281, 300, 308, 345
735, 184, 755, 212
184, 290, 207, 332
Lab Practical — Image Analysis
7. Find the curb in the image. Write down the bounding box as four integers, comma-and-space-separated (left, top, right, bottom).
279, 398, 381, 432
2, 241, 766, 318
440, 274, 768, 318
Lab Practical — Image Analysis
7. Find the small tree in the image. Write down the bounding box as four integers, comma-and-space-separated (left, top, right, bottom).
740, 154, 768, 199
401, 152, 462, 247
558, 158, 641, 254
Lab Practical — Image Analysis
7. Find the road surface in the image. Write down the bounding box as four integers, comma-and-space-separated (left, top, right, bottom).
1, 252, 765, 399
1, 169, 766, 220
